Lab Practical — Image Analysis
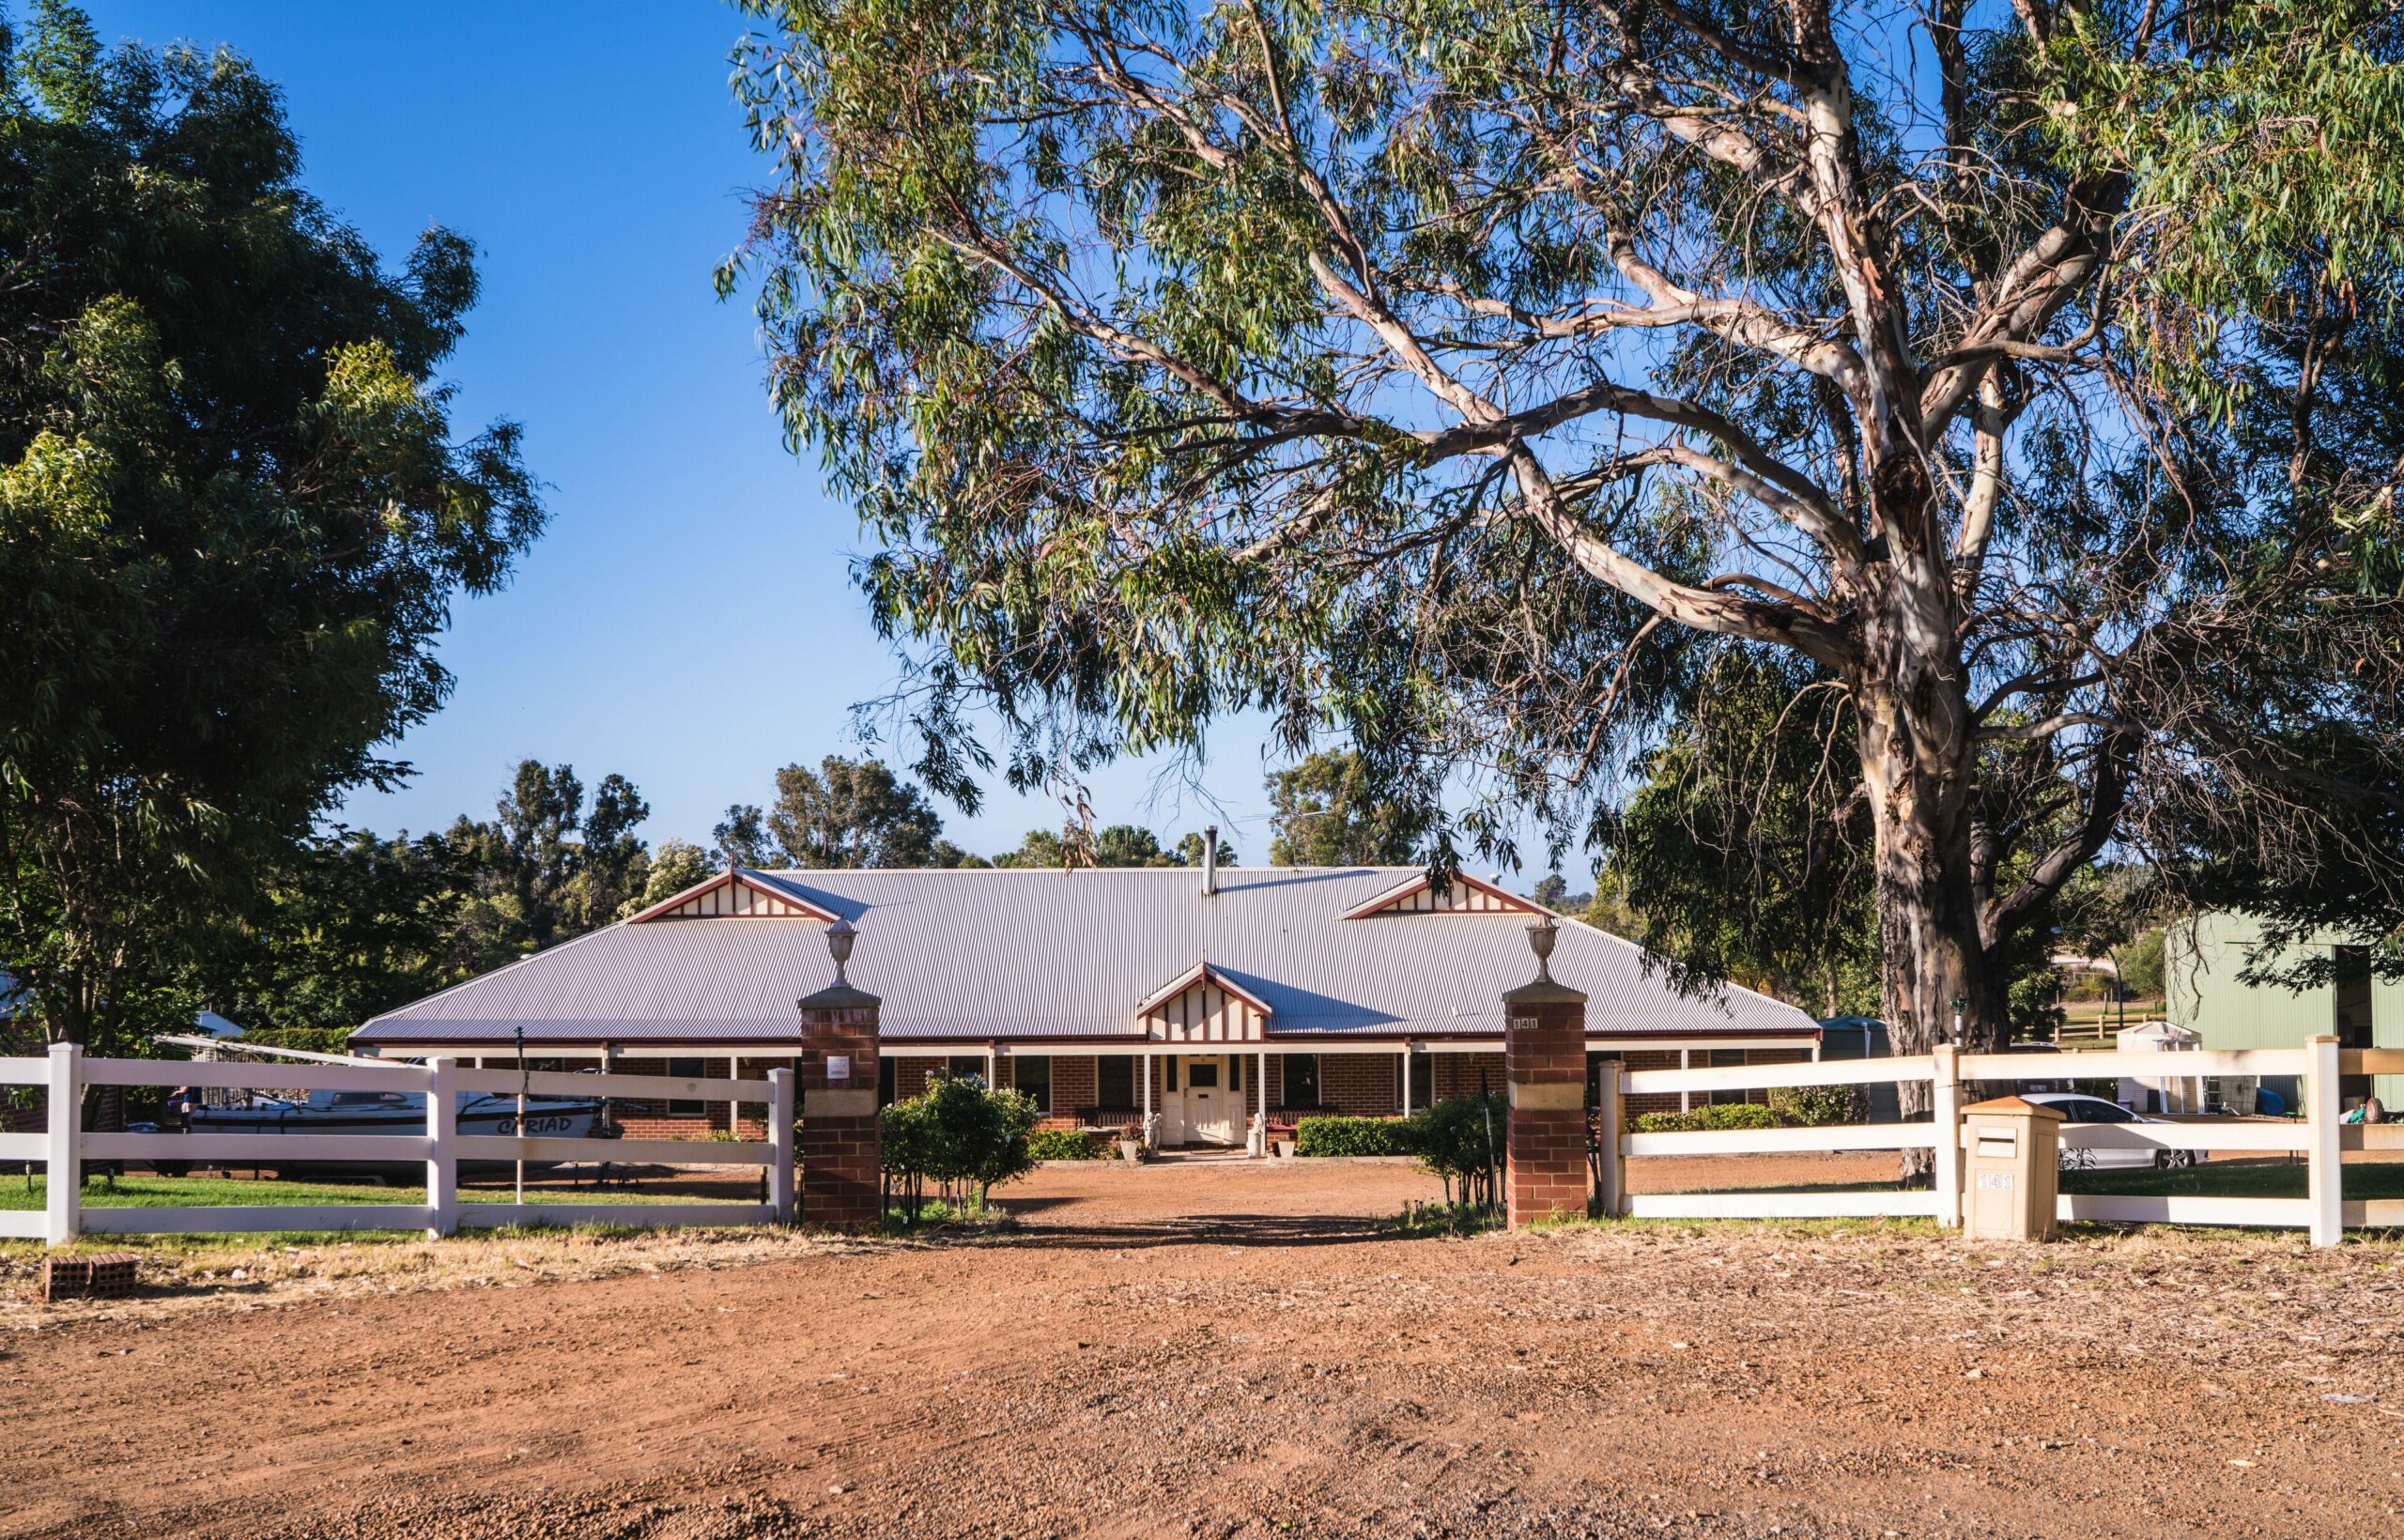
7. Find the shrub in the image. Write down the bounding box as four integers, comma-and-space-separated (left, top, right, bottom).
1406, 1092, 1508, 1209
879, 1070, 1039, 1219
1294, 1115, 1414, 1158
1768, 1082, 1866, 1126
1633, 1101, 1785, 1133
1694, 1101, 1782, 1130
1027, 1127, 1102, 1161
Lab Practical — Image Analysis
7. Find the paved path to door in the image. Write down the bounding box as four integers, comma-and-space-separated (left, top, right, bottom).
3, 1159, 2391, 1539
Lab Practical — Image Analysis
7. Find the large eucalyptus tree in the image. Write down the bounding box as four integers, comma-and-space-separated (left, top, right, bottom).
727, 0, 2404, 1079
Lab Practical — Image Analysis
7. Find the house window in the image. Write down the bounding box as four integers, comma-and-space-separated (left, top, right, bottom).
1097, 1055, 1135, 1108
666, 1056, 705, 1116
1409, 1052, 1433, 1108
878, 1055, 898, 1108
1283, 1054, 1320, 1107
1165, 1056, 1179, 1093
1014, 1055, 1052, 1115
1229, 1055, 1243, 1094
1705, 1048, 1752, 1106
1188, 1059, 1219, 1089
948, 1054, 985, 1086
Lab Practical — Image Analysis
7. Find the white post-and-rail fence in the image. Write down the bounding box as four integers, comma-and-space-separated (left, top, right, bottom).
1601, 1036, 2397, 1246
0, 1045, 795, 1245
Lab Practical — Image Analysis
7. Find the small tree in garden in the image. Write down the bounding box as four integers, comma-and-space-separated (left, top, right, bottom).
879, 1070, 1039, 1221
1407, 1093, 1508, 1212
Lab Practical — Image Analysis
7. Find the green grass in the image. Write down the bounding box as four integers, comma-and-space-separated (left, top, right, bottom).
1389, 1199, 1505, 1238
875, 1195, 1017, 1235
2059, 1161, 2404, 1200
0, 1174, 760, 1210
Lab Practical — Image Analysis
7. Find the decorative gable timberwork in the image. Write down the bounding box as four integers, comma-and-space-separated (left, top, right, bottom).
1138, 962, 1271, 1043
625, 870, 839, 924
1339, 871, 1543, 919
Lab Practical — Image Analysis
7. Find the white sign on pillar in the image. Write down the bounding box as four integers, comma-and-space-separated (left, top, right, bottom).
827, 1054, 852, 1083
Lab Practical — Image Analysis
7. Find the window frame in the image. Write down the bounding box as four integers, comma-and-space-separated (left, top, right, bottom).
1013, 1055, 1053, 1115
665, 1056, 706, 1117
1283, 1053, 1321, 1108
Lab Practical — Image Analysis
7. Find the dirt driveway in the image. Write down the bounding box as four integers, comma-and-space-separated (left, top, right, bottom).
5, 1157, 2402, 1538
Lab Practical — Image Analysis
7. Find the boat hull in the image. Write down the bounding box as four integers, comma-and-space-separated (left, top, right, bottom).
176, 1096, 610, 1180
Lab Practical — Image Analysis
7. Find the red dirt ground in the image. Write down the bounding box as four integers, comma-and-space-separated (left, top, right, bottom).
5, 1156, 2402, 1538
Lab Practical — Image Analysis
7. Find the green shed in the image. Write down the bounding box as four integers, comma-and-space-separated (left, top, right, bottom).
2165, 913, 2404, 1110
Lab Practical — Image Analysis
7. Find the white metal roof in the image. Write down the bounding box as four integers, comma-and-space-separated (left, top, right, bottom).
352, 866, 1817, 1048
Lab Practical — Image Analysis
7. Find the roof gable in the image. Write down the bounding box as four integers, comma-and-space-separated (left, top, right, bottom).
1339, 871, 1545, 919
1139, 961, 1271, 1043
624, 870, 840, 924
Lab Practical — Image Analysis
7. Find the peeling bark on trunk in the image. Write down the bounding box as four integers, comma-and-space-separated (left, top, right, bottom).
1853, 557, 2006, 1181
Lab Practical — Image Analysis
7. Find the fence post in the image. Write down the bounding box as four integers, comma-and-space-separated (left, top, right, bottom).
767, 1068, 796, 1223
425, 1056, 458, 1238
44, 1042, 82, 1247
2305, 1033, 2343, 1247
1931, 1044, 1963, 1228
1593, 1058, 1625, 1219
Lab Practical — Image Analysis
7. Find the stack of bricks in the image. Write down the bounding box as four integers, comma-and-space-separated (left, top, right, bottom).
1502, 981, 1592, 1227
42, 1254, 137, 1301
799, 992, 882, 1229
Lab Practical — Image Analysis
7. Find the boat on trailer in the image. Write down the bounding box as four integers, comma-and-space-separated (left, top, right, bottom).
171, 1088, 611, 1180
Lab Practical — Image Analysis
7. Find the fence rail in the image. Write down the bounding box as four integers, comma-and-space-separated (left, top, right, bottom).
1595, 1035, 2376, 1245
2, 1044, 795, 1244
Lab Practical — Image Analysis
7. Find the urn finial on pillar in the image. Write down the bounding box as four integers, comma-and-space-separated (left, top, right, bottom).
1526, 915, 1559, 982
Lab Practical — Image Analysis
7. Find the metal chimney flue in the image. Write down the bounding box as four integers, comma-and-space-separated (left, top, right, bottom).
1202, 825, 1219, 896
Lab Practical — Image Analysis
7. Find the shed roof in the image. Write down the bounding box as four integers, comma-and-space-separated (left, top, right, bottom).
351, 866, 1817, 1048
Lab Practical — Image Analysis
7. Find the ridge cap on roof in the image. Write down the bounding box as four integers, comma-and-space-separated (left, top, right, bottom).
751, 864, 1425, 875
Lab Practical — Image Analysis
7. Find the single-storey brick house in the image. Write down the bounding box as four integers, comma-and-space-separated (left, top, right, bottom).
349, 861, 1821, 1145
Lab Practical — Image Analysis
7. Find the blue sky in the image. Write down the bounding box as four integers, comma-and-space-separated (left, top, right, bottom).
78, 0, 1310, 863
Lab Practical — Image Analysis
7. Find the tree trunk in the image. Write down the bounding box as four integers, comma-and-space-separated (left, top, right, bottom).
1853, 611, 2007, 1180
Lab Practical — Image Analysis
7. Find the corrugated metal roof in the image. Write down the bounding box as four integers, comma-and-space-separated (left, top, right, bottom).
353, 867, 1817, 1046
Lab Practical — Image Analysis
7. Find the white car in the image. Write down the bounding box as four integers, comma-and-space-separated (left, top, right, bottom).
2022, 1092, 2201, 1170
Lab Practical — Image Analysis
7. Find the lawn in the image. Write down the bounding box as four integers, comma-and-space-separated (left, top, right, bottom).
2059, 1159, 2404, 1200
1632, 1158, 2404, 1204
0, 1174, 763, 1210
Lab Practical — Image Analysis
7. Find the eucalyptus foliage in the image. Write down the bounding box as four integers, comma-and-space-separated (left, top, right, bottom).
729, 0, 2404, 1070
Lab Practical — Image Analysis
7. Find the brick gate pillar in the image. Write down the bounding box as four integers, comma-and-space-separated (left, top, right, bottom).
798, 980, 882, 1229
1503, 919, 1589, 1228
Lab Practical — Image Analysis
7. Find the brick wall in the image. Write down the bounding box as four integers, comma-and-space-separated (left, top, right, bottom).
1610, 1045, 1818, 1124
1315, 1052, 1396, 1116
1430, 1052, 1504, 1103
1619, 1050, 1684, 1122
865, 1040, 1817, 1137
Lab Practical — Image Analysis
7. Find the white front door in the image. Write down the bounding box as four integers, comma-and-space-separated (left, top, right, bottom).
1181, 1055, 1239, 1147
